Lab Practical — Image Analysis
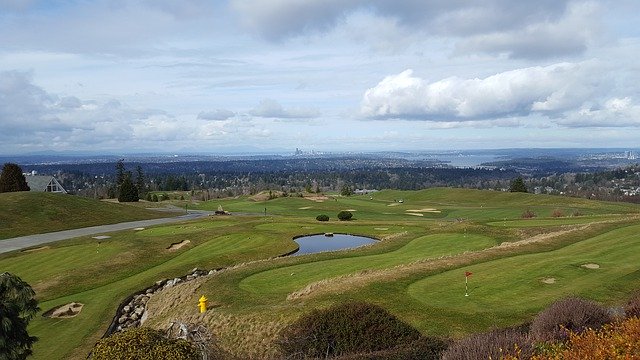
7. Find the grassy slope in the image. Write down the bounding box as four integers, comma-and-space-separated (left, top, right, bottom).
0, 192, 170, 239
3, 188, 639, 359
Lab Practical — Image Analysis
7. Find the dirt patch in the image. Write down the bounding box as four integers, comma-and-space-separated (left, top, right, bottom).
92, 235, 111, 240
42, 302, 84, 318
249, 191, 283, 202
406, 213, 424, 217
305, 195, 328, 202
167, 240, 191, 251
22, 246, 50, 253
406, 208, 441, 213
541, 278, 556, 284
582, 263, 600, 269
374, 228, 388, 230
298, 206, 312, 210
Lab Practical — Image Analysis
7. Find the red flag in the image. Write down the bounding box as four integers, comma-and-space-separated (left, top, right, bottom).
465, 271, 473, 277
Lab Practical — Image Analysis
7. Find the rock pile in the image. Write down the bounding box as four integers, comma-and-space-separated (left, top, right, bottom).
109, 268, 216, 334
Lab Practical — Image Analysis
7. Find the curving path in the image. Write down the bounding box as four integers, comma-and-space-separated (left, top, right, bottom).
0, 210, 212, 254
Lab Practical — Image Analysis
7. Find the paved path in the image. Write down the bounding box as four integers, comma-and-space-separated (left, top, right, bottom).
0, 211, 212, 254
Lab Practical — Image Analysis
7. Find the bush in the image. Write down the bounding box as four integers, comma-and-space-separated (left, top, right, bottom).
337, 337, 449, 360
522, 209, 536, 218
91, 327, 199, 360
277, 301, 422, 359
337, 210, 353, 221
625, 290, 640, 318
441, 327, 533, 360
526, 317, 640, 360
530, 297, 612, 342
551, 209, 564, 218
316, 214, 330, 222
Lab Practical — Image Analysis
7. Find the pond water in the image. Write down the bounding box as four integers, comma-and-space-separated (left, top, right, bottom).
293, 233, 377, 255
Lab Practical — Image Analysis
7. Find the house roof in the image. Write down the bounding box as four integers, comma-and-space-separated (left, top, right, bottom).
25, 175, 66, 193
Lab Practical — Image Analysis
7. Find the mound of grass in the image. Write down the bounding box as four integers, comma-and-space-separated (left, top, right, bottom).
0, 192, 169, 239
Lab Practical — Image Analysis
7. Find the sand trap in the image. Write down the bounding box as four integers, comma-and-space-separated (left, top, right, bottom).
582, 263, 600, 269
22, 246, 50, 253
298, 206, 312, 210
133, 227, 145, 231
343, 209, 357, 212
387, 203, 401, 207
374, 228, 389, 230
306, 195, 328, 202
92, 235, 111, 240
406, 213, 424, 217
167, 240, 191, 251
43, 302, 84, 318
406, 208, 441, 213
541, 278, 556, 284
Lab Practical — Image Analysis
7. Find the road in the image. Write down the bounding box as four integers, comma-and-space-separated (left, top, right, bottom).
0, 210, 212, 254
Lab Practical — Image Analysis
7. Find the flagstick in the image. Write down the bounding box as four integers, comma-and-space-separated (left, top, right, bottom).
465, 275, 469, 297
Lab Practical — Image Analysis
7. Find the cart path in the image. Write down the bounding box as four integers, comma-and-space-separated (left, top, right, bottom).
0, 210, 213, 254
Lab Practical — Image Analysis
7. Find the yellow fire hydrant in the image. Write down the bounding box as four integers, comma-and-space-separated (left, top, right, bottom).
198, 295, 208, 313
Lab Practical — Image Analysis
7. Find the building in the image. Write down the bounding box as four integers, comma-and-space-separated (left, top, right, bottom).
25, 174, 67, 194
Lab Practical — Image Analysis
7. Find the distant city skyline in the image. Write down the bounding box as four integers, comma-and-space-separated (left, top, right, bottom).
1, 1, 640, 155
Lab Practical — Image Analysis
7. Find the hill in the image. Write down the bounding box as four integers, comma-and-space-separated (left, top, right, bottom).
0, 192, 169, 239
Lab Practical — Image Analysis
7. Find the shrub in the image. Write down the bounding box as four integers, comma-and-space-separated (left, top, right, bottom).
530, 297, 612, 343
316, 214, 330, 222
91, 327, 199, 360
526, 317, 640, 360
337, 337, 449, 360
337, 210, 353, 221
625, 290, 640, 318
551, 209, 564, 218
441, 327, 533, 360
277, 301, 421, 359
522, 209, 536, 219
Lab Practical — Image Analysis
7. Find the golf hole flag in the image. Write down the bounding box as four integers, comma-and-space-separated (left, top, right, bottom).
464, 271, 472, 296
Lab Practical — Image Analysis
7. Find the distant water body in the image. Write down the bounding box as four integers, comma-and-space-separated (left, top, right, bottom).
436, 154, 501, 168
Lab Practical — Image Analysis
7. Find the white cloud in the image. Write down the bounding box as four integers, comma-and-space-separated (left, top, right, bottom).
557, 97, 640, 127
360, 62, 602, 121
197, 109, 236, 121
249, 99, 320, 119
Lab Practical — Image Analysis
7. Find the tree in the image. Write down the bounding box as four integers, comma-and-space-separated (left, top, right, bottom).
115, 159, 126, 187
316, 214, 329, 222
340, 184, 354, 196
0, 163, 30, 193
135, 166, 145, 196
0, 272, 39, 360
118, 172, 139, 202
509, 177, 528, 193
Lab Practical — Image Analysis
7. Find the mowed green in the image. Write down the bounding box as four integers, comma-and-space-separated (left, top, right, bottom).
406, 223, 640, 335
2, 188, 639, 359
0, 192, 170, 239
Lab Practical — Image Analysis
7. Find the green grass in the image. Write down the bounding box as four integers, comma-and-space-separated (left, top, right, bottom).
0, 192, 170, 239
3, 189, 640, 359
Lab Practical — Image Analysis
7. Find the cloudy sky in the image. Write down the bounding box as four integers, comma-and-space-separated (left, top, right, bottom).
1, 0, 639, 155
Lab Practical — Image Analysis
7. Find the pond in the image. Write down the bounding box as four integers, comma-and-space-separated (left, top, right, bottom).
293, 233, 377, 255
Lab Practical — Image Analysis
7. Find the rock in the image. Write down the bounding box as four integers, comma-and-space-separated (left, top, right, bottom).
191, 267, 199, 273
146, 288, 154, 294
186, 275, 194, 281
208, 270, 216, 275
131, 313, 139, 321
135, 306, 144, 316
123, 305, 131, 313
118, 316, 127, 324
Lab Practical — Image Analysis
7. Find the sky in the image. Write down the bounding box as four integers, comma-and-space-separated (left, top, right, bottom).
1, 0, 640, 155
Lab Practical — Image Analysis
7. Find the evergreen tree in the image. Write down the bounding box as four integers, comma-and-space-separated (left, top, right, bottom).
0, 272, 39, 360
0, 163, 30, 193
118, 172, 139, 202
509, 177, 528, 193
135, 165, 145, 195
115, 159, 125, 187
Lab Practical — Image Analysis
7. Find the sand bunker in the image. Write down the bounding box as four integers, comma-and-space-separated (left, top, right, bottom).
298, 206, 312, 210
406, 213, 424, 217
374, 228, 389, 230
43, 302, 84, 318
92, 235, 111, 240
406, 208, 441, 213
541, 278, 556, 284
582, 263, 600, 269
167, 240, 191, 251
133, 227, 145, 231
22, 246, 50, 253
387, 203, 401, 207
343, 209, 357, 212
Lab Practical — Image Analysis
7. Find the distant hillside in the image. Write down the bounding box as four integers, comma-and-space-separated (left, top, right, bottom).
0, 192, 169, 239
